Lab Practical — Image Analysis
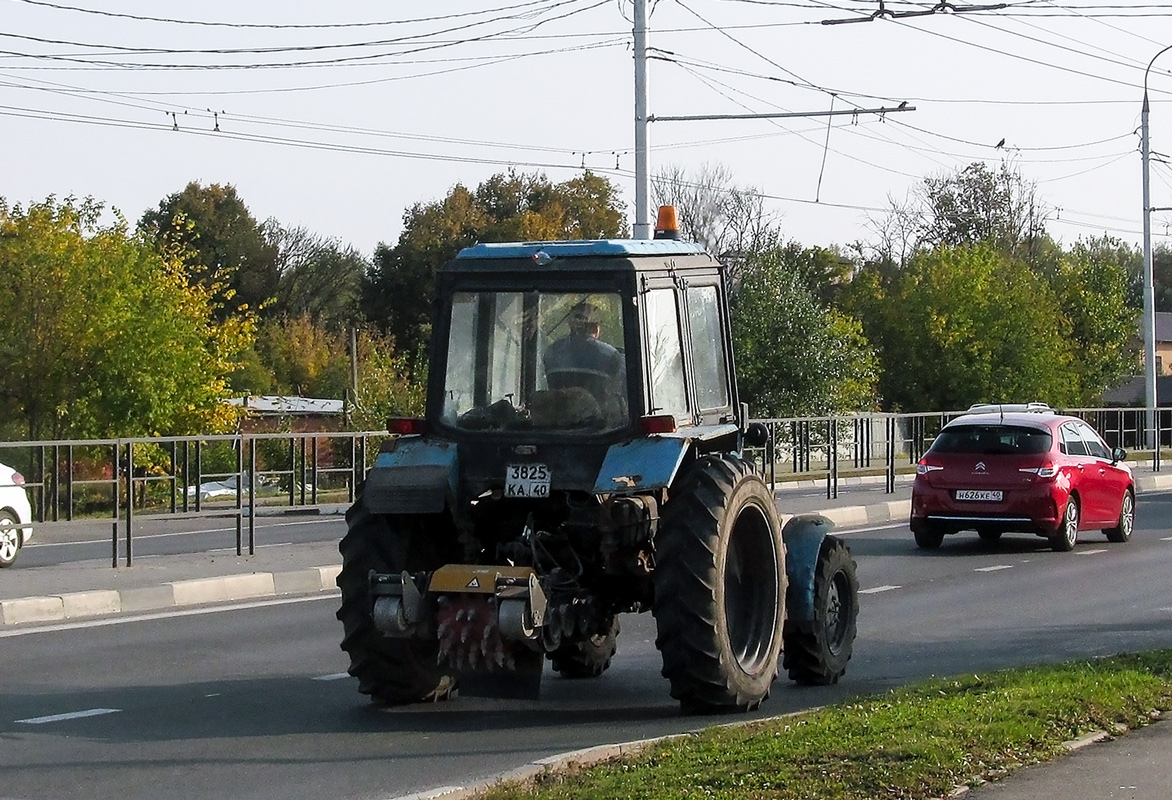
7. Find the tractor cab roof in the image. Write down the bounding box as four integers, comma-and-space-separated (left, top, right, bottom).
446, 239, 715, 277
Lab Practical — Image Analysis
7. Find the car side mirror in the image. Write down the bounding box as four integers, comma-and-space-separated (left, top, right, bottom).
1112, 447, 1127, 463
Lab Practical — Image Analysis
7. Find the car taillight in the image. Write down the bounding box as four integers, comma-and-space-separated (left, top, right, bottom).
10, 471, 24, 486
639, 414, 677, 435
915, 461, 943, 475
1019, 464, 1057, 478
387, 417, 427, 436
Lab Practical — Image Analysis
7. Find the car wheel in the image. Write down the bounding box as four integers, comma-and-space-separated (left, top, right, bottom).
0, 511, 21, 568
913, 523, 944, 550
1104, 489, 1134, 544
1050, 498, 1078, 552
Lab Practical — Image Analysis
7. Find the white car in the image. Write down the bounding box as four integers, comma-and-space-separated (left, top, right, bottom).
0, 461, 33, 568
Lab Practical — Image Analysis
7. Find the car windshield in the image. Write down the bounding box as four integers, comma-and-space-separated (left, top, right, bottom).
930, 424, 1052, 455
440, 290, 628, 434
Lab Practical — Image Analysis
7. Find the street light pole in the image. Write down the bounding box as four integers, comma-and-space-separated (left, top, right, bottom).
1142, 44, 1172, 444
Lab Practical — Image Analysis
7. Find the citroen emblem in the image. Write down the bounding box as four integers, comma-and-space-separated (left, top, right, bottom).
974, 461, 987, 472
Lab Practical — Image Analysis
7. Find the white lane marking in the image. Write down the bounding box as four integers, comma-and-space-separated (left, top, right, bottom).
1161, 537, 1172, 542
17, 708, 121, 724
207, 542, 294, 553
975, 565, 1013, 572
313, 673, 351, 682
859, 585, 900, 594
0, 594, 339, 638
826, 522, 906, 534
1076, 548, 1108, 556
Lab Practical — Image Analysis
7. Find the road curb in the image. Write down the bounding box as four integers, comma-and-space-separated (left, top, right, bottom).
0, 564, 341, 626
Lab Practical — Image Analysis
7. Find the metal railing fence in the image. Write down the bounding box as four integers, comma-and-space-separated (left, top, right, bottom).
0, 430, 390, 566
2, 406, 1165, 566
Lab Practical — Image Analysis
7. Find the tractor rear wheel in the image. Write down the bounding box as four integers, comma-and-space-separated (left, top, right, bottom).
336, 494, 457, 705
653, 455, 785, 713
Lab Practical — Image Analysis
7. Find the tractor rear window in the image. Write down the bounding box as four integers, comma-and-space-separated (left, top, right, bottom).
440, 291, 629, 434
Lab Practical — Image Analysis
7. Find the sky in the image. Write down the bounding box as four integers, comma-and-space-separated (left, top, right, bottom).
4, 0, 1172, 259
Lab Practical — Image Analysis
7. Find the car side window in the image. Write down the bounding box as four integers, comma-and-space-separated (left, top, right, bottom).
1076, 422, 1111, 460
1060, 423, 1088, 456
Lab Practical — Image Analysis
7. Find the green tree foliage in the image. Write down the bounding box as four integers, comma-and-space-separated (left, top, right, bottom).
363, 170, 626, 359
1055, 238, 1140, 400
140, 181, 279, 317
349, 330, 427, 432
731, 242, 878, 417
0, 196, 252, 439
849, 244, 1074, 412
248, 314, 353, 398
1150, 243, 1172, 312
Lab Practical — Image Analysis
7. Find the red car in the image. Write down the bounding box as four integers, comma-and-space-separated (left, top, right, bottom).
910, 405, 1134, 552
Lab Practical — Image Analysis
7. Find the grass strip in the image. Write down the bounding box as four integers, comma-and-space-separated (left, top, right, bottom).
479, 650, 1172, 800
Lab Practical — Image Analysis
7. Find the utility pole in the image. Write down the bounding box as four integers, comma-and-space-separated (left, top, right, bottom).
629, 0, 912, 240
1142, 43, 1172, 446
633, 0, 650, 239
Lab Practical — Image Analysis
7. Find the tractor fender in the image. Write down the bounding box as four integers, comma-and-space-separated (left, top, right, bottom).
364, 438, 457, 515
782, 514, 836, 626
592, 436, 690, 494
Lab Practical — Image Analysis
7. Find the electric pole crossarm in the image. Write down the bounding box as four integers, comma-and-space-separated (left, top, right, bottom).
649, 106, 915, 123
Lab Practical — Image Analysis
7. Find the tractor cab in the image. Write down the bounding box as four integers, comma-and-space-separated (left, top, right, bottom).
428, 237, 743, 444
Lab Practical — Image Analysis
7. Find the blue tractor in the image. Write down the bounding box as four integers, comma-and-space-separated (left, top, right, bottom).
336, 211, 858, 713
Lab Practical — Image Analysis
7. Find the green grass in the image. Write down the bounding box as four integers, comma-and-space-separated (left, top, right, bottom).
479, 651, 1172, 800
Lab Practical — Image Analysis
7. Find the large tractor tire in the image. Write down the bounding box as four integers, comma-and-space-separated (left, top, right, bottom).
336, 494, 457, 705
783, 535, 858, 685
548, 616, 620, 678
653, 455, 785, 713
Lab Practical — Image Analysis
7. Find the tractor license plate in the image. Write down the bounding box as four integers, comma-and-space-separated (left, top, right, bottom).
505, 464, 550, 498
956, 489, 1002, 502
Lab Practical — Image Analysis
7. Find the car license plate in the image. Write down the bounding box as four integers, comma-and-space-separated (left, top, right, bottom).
505, 464, 550, 498
955, 489, 1003, 502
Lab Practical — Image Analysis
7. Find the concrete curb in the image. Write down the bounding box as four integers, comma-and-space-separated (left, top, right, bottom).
0, 565, 341, 626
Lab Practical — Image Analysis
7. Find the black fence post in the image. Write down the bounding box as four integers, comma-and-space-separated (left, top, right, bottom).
111, 441, 120, 568
235, 439, 244, 556
125, 441, 133, 567
248, 436, 256, 555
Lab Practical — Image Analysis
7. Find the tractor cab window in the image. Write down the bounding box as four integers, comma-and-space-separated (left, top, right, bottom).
645, 288, 688, 419
686, 284, 730, 412
441, 291, 628, 434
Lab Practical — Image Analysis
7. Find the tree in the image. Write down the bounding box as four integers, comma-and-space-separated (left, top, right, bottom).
263, 221, 367, 330
140, 182, 279, 317
363, 169, 627, 359
651, 163, 777, 282
0, 196, 252, 439
866, 162, 1052, 267
731, 241, 878, 417
851, 244, 1074, 412
1054, 238, 1140, 401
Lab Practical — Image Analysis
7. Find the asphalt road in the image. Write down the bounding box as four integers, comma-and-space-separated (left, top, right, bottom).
4, 493, 1172, 800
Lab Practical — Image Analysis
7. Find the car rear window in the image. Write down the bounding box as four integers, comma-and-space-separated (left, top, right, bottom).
930, 425, 1052, 455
